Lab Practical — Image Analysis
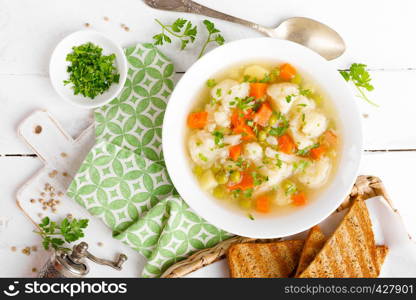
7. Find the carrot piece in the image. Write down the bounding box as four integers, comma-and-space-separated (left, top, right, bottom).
229, 144, 242, 161
231, 110, 256, 141
254, 102, 273, 127
249, 83, 268, 99
228, 172, 254, 191
255, 195, 270, 213
280, 63, 297, 81
187, 111, 208, 129
292, 192, 307, 206
321, 130, 338, 148
278, 134, 296, 154
309, 145, 327, 160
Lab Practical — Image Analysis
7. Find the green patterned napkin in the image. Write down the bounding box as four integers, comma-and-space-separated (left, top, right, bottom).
67, 43, 231, 277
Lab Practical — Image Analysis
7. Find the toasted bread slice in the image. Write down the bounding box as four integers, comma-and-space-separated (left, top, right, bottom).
295, 226, 326, 277
227, 240, 304, 278
299, 198, 380, 278
375, 245, 389, 276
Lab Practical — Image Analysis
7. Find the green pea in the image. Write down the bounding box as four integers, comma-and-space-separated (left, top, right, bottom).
269, 114, 278, 126
215, 172, 228, 184
230, 171, 241, 183
213, 186, 226, 199
258, 130, 267, 141
239, 198, 252, 209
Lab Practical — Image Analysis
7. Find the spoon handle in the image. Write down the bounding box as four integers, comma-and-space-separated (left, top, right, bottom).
145, 0, 274, 36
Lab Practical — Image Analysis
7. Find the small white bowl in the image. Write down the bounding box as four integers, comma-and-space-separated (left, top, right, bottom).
163, 38, 363, 239
49, 30, 127, 109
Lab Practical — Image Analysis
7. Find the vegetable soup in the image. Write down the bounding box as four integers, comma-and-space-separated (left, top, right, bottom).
186, 62, 340, 217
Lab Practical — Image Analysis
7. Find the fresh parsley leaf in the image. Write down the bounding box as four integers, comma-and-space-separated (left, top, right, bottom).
35, 217, 89, 252
153, 18, 197, 50
198, 20, 225, 58
340, 63, 378, 107
248, 213, 255, 220
285, 94, 295, 103
299, 88, 313, 97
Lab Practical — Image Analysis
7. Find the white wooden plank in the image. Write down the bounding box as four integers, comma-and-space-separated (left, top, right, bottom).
360, 151, 416, 239
1, 70, 416, 154
1, 151, 416, 276
0, 156, 145, 277
0, 0, 415, 75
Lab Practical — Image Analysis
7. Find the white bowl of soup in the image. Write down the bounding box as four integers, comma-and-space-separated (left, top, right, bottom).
163, 38, 362, 238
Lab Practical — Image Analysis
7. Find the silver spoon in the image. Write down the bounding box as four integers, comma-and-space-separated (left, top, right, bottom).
144, 0, 346, 60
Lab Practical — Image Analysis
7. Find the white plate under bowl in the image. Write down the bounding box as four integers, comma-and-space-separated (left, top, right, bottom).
49, 30, 127, 109
163, 37, 363, 239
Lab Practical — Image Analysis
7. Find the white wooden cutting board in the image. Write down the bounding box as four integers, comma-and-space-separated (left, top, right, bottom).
15, 110, 145, 277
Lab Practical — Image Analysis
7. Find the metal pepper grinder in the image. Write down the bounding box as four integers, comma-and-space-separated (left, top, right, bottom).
38, 242, 128, 278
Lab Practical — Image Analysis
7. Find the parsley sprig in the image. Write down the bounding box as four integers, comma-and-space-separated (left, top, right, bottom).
198, 20, 225, 58
340, 63, 378, 107
153, 18, 197, 50
35, 217, 89, 252
153, 18, 224, 58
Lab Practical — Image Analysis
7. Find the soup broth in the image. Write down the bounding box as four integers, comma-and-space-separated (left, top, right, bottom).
185, 61, 341, 218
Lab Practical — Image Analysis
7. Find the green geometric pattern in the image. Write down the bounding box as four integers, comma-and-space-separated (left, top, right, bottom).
67, 43, 231, 277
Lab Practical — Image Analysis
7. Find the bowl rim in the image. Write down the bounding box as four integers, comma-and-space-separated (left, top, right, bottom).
49, 30, 127, 109
163, 37, 363, 238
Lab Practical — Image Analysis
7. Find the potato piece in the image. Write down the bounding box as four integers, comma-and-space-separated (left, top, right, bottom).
199, 169, 218, 191
243, 65, 270, 81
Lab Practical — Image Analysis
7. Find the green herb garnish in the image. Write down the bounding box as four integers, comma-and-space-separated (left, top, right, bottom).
35, 217, 89, 252
153, 18, 197, 50
293, 160, 310, 173
198, 153, 208, 162
248, 213, 255, 220
212, 131, 224, 146
64, 42, 120, 99
339, 63, 378, 107
206, 78, 217, 88
198, 20, 225, 58
296, 143, 319, 156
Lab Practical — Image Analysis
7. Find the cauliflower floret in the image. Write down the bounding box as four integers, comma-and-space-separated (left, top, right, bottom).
255, 163, 293, 195
289, 113, 314, 150
213, 108, 231, 128
223, 134, 241, 146
298, 157, 331, 188
210, 79, 238, 101
274, 187, 293, 206
244, 142, 263, 164
291, 95, 316, 112
302, 111, 328, 138
223, 82, 250, 107
188, 131, 219, 167
266, 136, 278, 146
267, 83, 299, 114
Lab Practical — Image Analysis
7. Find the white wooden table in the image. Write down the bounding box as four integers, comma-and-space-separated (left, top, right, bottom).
1, 0, 416, 277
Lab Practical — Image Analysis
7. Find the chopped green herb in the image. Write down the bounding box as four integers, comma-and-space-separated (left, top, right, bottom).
212, 131, 224, 146
243, 188, 254, 198
293, 160, 310, 173
275, 154, 282, 168
63, 42, 120, 99
216, 88, 222, 97
248, 213, 255, 220
198, 153, 208, 162
252, 172, 268, 186
296, 143, 319, 156
285, 94, 295, 103
284, 182, 297, 196
300, 88, 313, 97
